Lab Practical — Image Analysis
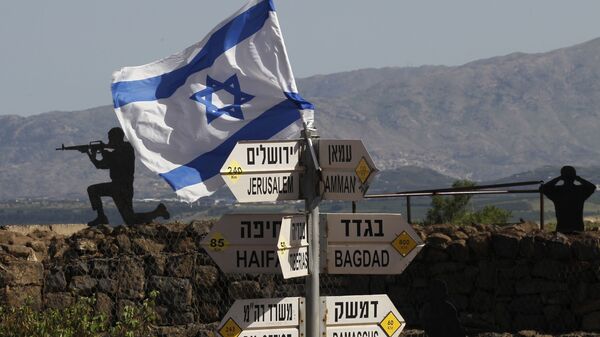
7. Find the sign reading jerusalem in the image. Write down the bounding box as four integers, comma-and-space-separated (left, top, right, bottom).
221, 140, 303, 202
325, 213, 424, 274
319, 140, 378, 200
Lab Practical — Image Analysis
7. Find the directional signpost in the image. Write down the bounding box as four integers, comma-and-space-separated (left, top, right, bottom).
325, 213, 424, 274
319, 140, 378, 201
278, 215, 309, 279
217, 297, 305, 337
220, 140, 304, 202
201, 213, 299, 274
321, 294, 406, 337
211, 136, 422, 337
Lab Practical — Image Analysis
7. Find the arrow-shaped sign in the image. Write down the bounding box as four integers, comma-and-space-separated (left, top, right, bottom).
325, 213, 424, 274
217, 295, 403, 337
220, 140, 304, 203
321, 294, 406, 337
217, 297, 304, 337
278, 215, 309, 279
318, 140, 379, 201
201, 213, 300, 274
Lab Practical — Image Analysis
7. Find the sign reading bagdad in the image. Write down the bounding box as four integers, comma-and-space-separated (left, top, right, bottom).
325, 213, 424, 274
319, 140, 378, 200
220, 140, 303, 202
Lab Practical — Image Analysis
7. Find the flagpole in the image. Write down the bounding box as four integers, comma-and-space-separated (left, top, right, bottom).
302, 121, 321, 337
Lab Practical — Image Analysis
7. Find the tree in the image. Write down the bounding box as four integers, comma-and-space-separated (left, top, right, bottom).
425, 180, 475, 224
425, 180, 512, 225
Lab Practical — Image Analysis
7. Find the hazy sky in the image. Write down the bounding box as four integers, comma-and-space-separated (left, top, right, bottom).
2, 0, 600, 116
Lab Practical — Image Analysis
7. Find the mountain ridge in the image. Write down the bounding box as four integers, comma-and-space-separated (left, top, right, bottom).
300, 37, 600, 179
2, 37, 600, 199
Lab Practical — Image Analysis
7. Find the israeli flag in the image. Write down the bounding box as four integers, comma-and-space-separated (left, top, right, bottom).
111, 0, 314, 202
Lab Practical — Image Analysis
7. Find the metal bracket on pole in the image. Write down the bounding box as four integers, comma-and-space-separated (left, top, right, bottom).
306, 137, 321, 173
406, 196, 412, 224
302, 122, 321, 173
302, 122, 322, 211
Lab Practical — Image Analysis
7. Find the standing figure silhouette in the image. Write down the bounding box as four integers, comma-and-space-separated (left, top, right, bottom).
542, 166, 596, 233
87, 127, 169, 226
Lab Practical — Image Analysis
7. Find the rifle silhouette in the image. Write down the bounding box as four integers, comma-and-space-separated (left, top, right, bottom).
56, 141, 112, 154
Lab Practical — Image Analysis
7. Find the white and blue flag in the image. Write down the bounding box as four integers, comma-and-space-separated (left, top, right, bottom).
111, 0, 314, 201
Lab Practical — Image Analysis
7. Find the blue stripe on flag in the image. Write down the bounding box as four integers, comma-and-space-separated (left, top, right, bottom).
111, 0, 275, 109
159, 99, 301, 191
284, 92, 315, 110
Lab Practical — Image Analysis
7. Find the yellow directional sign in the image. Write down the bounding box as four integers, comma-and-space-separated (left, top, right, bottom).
379, 311, 402, 337
223, 160, 243, 183
205, 232, 230, 252
391, 231, 417, 257
355, 157, 372, 184
219, 318, 242, 337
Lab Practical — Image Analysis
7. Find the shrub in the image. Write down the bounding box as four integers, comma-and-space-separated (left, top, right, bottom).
0, 292, 157, 337
452, 205, 512, 226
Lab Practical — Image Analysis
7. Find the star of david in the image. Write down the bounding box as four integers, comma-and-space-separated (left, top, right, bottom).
190, 74, 255, 124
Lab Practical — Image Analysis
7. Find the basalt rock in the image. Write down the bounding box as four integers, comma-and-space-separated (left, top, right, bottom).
2, 222, 600, 335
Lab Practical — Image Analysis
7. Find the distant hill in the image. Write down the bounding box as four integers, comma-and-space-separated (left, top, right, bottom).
0, 107, 172, 200
489, 165, 600, 188
2, 37, 600, 200
298, 37, 600, 179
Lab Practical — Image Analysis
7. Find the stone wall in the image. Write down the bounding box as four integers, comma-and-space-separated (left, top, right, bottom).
398, 223, 600, 334
1, 221, 600, 336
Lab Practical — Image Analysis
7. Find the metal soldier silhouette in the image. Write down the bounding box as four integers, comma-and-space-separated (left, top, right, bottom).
542, 166, 596, 233
86, 127, 169, 226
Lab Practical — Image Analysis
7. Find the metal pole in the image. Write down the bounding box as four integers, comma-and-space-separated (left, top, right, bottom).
366, 189, 542, 199
406, 196, 412, 224
306, 203, 320, 337
302, 130, 321, 337
540, 189, 544, 230
389, 180, 544, 195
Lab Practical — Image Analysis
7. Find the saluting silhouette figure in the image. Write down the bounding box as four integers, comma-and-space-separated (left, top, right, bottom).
542, 166, 596, 233
87, 127, 169, 226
